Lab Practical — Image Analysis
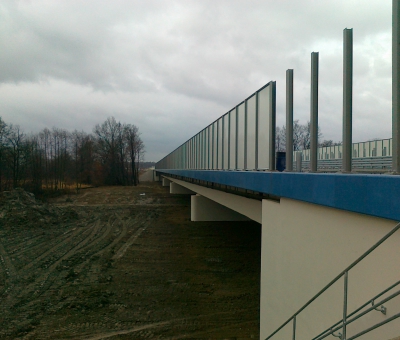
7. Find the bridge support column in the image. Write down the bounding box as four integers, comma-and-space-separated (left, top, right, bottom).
162, 177, 172, 187
191, 194, 250, 222
170, 182, 195, 195
260, 197, 398, 339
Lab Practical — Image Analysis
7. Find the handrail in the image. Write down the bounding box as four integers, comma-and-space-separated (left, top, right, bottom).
265, 221, 400, 340
315, 288, 400, 340
313, 280, 400, 339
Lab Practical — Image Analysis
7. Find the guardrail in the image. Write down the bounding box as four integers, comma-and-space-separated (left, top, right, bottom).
295, 139, 392, 163
297, 156, 392, 172
265, 222, 400, 340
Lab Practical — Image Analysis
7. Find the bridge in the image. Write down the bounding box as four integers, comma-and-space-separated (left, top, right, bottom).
151, 3, 400, 339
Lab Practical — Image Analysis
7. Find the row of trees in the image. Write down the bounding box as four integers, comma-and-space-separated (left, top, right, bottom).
275, 120, 341, 152
0, 116, 144, 195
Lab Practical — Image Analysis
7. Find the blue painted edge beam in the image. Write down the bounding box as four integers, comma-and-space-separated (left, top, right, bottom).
156, 169, 400, 222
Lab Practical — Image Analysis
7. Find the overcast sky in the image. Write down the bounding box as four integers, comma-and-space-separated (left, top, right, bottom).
0, 0, 393, 161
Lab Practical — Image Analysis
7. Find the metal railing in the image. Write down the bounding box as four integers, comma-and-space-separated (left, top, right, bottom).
265, 222, 400, 340
297, 156, 392, 172
295, 139, 392, 163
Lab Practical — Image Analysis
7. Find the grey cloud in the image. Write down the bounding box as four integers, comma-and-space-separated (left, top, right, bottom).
0, 0, 395, 160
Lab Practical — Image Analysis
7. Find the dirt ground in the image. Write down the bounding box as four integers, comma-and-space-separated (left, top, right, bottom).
0, 182, 261, 339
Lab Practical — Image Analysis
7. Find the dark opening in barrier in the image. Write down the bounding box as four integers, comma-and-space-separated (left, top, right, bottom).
276, 152, 286, 172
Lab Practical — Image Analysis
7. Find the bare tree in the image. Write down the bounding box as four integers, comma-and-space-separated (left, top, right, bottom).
94, 117, 125, 185
124, 124, 143, 185
0, 116, 146, 194
276, 120, 323, 152
6, 125, 25, 188
0, 117, 8, 191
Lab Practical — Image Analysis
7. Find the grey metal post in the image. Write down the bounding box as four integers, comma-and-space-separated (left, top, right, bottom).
310, 52, 319, 172
244, 100, 248, 170
255, 92, 259, 169
342, 271, 348, 340
269, 81, 277, 170
286, 69, 294, 171
235, 106, 239, 170
342, 28, 353, 173
393, 0, 400, 173
292, 316, 296, 340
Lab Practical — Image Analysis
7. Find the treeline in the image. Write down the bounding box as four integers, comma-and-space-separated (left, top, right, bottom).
0, 116, 144, 196
276, 120, 342, 152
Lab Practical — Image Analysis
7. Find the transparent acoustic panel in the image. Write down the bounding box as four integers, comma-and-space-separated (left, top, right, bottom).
192, 139, 195, 169
213, 122, 218, 169
188, 140, 191, 169
246, 95, 256, 170
198, 133, 202, 167
364, 142, 370, 157
257, 86, 270, 169
383, 139, 390, 157
196, 134, 200, 168
199, 131, 203, 169
376, 140, 383, 157
180, 146, 183, 169
352, 143, 358, 158
183, 143, 189, 169
192, 138, 195, 168
218, 118, 223, 169
192, 136, 197, 169
358, 143, 363, 158
186, 140, 192, 169
229, 109, 236, 169
208, 125, 213, 169
237, 103, 245, 169
223, 114, 229, 169
191, 137, 195, 169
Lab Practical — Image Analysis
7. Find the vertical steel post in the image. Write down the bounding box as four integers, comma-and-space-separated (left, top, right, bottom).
235, 106, 238, 169
228, 114, 230, 170
310, 52, 319, 172
393, 0, 400, 173
343, 28, 353, 172
269, 81, 277, 170
255, 92, 259, 170
244, 100, 248, 170
286, 69, 294, 171
342, 271, 348, 340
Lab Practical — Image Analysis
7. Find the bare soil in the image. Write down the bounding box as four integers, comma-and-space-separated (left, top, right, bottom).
0, 183, 261, 339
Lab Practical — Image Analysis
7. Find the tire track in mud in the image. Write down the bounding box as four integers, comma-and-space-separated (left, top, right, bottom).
0, 242, 17, 280
74, 216, 115, 255
0, 241, 17, 299
111, 218, 151, 261
76, 309, 257, 340
90, 214, 128, 258
18, 226, 88, 273
23, 221, 103, 293
2, 220, 103, 308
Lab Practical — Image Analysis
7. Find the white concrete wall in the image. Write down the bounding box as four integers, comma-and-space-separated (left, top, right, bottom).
191, 194, 250, 221
170, 182, 196, 195
164, 177, 262, 223
139, 169, 159, 182
261, 198, 400, 340
162, 177, 172, 187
